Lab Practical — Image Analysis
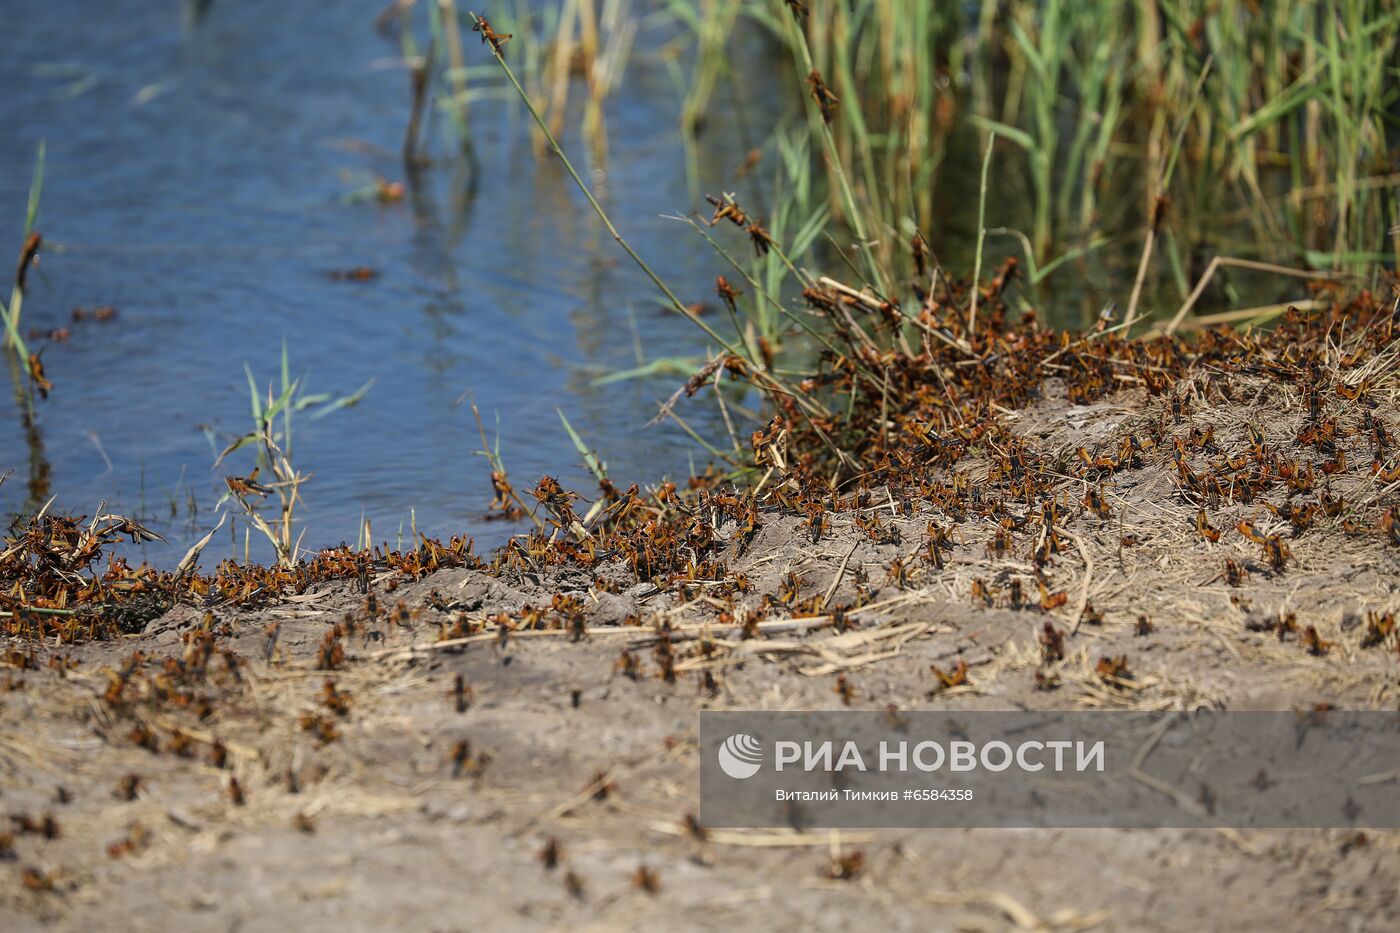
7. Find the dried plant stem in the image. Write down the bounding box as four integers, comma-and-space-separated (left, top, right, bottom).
779, 11, 888, 295
467, 12, 735, 357
1163, 257, 1342, 336
1123, 57, 1211, 328
439, 1, 470, 125
969, 131, 995, 334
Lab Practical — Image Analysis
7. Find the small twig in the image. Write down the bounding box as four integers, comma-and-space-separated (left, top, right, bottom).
821, 539, 861, 610
1163, 258, 1342, 335
1066, 530, 1095, 635
1129, 714, 1210, 819
1144, 298, 1321, 337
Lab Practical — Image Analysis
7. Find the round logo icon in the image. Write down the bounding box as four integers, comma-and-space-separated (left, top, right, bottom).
717, 733, 763, 779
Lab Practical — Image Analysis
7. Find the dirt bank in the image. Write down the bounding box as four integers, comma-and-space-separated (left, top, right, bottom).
3, 290, 1400, 930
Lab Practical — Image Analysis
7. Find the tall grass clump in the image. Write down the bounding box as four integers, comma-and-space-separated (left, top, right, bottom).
672, 0, 1397, 314
386, 0, 638, 166
447, 0, 1392, 344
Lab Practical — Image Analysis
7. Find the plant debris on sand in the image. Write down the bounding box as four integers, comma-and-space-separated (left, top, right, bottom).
3, 277, 1400, 928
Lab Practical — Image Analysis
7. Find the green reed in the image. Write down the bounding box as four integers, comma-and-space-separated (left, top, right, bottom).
443, 0, 1394, 332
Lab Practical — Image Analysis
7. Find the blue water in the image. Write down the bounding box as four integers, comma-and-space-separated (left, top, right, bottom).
1, 1, 1271, 566
1, 1, 769, 563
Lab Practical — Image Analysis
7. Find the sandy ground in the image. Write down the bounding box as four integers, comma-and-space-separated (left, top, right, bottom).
4, 370, 1400, 931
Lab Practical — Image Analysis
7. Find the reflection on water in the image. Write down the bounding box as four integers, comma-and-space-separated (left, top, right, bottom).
0, 2, 1286, 565
0, 1, 771, 563
6, 355, 51, 513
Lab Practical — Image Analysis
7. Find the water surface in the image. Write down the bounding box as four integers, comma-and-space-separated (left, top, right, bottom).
0, 1, 1275, 565
2, 1, 765, 563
